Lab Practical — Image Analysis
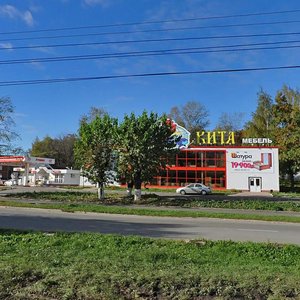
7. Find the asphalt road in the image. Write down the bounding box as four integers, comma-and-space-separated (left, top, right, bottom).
1, 206, 300, 245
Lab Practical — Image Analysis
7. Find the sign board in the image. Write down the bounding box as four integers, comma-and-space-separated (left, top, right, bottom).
0, 156, 55, 165
170, 121, 191, 149
196, 131, 235, 145
242, 138, 273, 145
25, 156, 55, 165
227, 149, 274, 173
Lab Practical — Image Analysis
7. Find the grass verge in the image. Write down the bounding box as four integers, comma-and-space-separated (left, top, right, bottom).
3, 191, 300, 211
0, 200, 300, 223
0, 230, 299, 299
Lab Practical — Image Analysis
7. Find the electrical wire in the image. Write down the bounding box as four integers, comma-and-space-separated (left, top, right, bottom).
1, 41, 300, 65
2, 31, 300, 51
1, 8, 300, 35
1, 20, 300, 42
0, 65, 299, 87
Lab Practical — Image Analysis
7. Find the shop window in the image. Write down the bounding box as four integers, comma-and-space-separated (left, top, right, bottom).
187, 171, 196, 182
178, 170, 186, 178
196, 171, 205, 183
178, 151, 187, 159
178, 160, 186, 167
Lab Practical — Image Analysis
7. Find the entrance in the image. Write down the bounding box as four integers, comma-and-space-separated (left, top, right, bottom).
249, 177, 262, 192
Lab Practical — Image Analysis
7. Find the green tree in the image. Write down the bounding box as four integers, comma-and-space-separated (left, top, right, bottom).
168, 101, 209, 141
272, 86, 300, 189
30, 134, 77, 168
243, 90, 274, 139
30, 136, 55, 158
0, 97, 18, 153
117, 111, 178, 201
75, 114, 117, 200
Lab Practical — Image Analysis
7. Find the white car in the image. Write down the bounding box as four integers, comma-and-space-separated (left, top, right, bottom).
176, 183, 212, 195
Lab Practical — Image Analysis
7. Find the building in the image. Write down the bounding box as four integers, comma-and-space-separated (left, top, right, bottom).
150, 146, 279, 192
147, 124, 280, 192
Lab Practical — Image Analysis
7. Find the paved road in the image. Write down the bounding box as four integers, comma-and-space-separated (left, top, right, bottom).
0, 206, 300, 245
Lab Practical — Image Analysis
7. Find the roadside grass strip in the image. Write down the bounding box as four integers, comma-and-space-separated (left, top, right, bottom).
0, 200, 300, 223
0, 230, 299, 299
2, 191, 300, 211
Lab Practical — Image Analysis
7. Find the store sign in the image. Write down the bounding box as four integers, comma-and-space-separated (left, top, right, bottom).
25, 156, 55, 165
171, 122, 191, 149
227, 149, 274, 173
242, 138, 273, 145
196, 131, 235, 145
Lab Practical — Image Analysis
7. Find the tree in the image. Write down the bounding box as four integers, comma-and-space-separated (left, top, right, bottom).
0, 97, 18, 153
215, 112, 245, 132
75, 114, 117, 200
80, 106, 107, 124
243, 90, 274, 139
117, 111, 178, 201
168, 101, 209, 141
30, 134, 77, 169
272, 86, 300, 189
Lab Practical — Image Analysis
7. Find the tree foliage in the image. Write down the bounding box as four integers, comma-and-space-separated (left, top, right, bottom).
117, 111, 178, 200
0, 97, 18, 153
80, 106, 107, 124
168, 101, 209, 140
30, 134, 77, 169
272, 86, 300, 188
244, 90, 274, 138
215, 112, 245, 131
75, 114, 117, 199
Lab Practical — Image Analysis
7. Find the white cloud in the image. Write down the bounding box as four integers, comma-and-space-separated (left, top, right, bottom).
0, 5, 34, 26
0, 42, 13, 50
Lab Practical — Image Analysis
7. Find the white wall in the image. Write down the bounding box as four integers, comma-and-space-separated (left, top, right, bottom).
226, 148, 279, 191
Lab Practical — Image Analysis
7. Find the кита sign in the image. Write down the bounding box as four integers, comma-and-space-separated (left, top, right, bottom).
196, 131, 235, 145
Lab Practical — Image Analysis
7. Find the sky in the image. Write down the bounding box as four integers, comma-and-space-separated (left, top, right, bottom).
1, 0, 300, 151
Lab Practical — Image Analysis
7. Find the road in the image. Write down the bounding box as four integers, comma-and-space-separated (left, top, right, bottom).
0, 206, 300, 245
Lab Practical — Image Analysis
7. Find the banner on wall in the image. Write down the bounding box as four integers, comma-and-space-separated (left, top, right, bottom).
227, 149, 274, 173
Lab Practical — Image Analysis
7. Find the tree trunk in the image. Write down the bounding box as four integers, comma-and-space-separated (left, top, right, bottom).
134, 172, 142, 202
97, 182, 105, 200
134, 189, 142, 201
126, 181, 134, 196
289, 171, 295, 191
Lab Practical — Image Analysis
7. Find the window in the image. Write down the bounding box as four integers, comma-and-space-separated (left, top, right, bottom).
54, 174, 63, 183
155, 149, 226, 188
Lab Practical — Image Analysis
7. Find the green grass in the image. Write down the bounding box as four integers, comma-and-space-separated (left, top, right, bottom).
4, 191, 300, 212
1, 200, 300, 223
0, 230, 299, 299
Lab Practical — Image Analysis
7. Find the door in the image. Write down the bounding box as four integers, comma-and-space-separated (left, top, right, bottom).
249, 177, 262, 192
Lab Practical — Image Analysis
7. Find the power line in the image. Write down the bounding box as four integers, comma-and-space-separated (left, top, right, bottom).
1, 8, 300, 35
0, 65, 299, 87
2, 31, 300, 51
1, 20, 300, 42
2, 41, 300, 65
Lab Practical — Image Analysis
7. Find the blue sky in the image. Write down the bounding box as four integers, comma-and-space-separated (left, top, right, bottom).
1, 0, 300, 150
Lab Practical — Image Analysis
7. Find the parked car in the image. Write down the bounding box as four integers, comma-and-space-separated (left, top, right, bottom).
176, 183, 212, 195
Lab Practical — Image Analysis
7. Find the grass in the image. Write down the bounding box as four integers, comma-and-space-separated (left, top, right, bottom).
0, 230, 299, 299
1, 199, 300, 223
3, 190, 300, 212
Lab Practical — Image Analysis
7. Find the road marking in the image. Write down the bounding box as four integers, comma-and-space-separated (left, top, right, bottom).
237, 229, 278, 233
